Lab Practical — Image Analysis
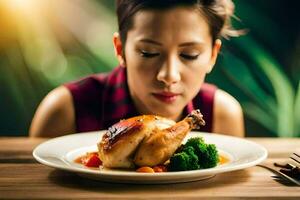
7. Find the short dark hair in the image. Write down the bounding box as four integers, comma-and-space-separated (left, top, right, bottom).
116, 0, 242, 46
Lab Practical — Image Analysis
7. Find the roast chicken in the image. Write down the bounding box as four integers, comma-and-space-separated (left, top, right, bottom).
97, 110, 205, 168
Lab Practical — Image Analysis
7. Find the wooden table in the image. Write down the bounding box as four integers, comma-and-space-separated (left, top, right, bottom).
0, 137, 299, 199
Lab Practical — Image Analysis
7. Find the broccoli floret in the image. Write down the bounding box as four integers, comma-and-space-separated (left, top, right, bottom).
198, 144, 219, 169
185, 137, 219, 169
182, 146, 200, 170
168, 146, 200, 171
184, 137, 207, 156
168, 152, 189, 171
185, 137, 205, 147
168, 137, 219, 171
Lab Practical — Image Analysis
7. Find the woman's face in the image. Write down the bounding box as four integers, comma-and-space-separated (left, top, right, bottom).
118, 6, 221, 121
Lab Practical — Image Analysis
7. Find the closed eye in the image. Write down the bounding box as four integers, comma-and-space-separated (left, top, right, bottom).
180, 54, 199, 60
140, 50, 160, 58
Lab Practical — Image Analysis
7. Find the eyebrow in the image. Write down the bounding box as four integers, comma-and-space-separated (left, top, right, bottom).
138, 39, 204, 47
179, 42, 204, 47
139, 39, 162, 46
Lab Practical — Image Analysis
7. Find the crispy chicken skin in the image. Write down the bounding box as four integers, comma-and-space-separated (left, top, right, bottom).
98, 110, 205, 168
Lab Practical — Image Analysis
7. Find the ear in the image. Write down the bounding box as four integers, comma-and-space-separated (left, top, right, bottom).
206, 39, 222, 73
113, 32, 125, 66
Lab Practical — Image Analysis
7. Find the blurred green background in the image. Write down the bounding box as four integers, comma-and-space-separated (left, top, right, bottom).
0, 0, 299, 137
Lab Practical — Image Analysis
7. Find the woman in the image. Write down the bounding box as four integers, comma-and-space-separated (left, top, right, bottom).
30, 0, 244, 137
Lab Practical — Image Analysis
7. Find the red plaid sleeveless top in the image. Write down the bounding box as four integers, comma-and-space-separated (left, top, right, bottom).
65, 66, 217, 133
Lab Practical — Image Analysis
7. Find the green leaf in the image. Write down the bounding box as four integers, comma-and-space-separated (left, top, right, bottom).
294, 82, 300, 137
220, 51, 277, 121
243, 102, 276, 134
232, 36, 295, 137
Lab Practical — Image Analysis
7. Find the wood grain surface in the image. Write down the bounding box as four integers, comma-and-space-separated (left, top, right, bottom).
0, 137, 299, 199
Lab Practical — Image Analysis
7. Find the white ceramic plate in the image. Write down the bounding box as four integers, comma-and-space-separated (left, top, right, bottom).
33, 131, 267, 184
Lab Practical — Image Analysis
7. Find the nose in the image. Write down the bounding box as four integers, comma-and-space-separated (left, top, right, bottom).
156, 56, 181, 86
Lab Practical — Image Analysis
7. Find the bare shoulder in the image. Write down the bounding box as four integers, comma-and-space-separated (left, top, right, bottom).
29, 86, 76, 137
212, 89, 245, 137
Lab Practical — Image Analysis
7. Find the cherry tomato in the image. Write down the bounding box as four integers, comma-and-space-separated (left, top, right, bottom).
136, 166, 155, 173
153, 165, 168, 172
82, 153, 102, 167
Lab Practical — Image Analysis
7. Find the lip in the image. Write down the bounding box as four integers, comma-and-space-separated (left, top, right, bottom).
152, 91, 181, 103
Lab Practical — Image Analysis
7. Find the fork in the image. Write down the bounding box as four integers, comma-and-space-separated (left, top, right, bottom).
273, 152, 300, 186
258, 152, 300, 186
